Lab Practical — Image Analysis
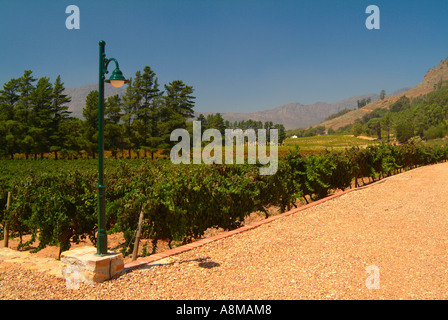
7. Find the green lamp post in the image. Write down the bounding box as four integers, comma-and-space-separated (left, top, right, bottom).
97, 40, 129, 255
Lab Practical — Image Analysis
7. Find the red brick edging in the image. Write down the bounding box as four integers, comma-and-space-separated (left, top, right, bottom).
124, 178, 387, 272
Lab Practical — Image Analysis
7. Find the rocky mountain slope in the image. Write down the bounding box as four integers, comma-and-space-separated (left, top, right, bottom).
318, 58, 448, 130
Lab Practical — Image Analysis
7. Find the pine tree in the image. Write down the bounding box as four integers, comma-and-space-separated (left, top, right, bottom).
163, 80, 195, 119
15, 70, 37, 159
159, 80, 196, 155
121, 78, 138, 158
0, 78, 20, 157
29, 76, 53, 158
133, 66, 162, 158
49, 75, 71, 159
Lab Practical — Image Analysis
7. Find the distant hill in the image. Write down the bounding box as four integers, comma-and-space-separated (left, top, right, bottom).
64, 84, 126, 119
66, 83, 392, 130
196, 89, 409, 130
317, 58, 448, 130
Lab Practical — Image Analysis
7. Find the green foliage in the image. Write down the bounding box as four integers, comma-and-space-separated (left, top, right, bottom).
344, 85, 448, 143
424, 123, 448, 140
390, 96, 411, 113
352, 123, 363, 137
395, 121, 415, 143
2, 142, 448, 257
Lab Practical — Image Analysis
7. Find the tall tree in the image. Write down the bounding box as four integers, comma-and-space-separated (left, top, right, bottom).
159, 80, 196, 155
133, 66, 162, 158
15, 70, 37, 159
15, 70, 36, 123
29, 76, 53, 158
121, 78, 138, 158
49, 75, 71, 159
163, 80, 195, 119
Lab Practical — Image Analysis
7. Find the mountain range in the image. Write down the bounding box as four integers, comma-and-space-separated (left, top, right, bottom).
64, 59, 448, 131
64, 84, 409, 130
194, 89, 409, 130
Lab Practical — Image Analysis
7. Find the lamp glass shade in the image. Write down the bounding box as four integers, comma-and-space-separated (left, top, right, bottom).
110, 80, 125, 88
105, 68, 129, 88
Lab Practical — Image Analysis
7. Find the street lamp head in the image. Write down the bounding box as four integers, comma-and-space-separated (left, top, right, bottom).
105, 67, 130, 88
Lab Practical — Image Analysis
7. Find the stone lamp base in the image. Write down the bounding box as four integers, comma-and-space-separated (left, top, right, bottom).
61, 246, 124, 285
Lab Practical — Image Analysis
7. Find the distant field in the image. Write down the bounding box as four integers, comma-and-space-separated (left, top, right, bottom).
283, 134, 378, 152
0, 135, 380, 167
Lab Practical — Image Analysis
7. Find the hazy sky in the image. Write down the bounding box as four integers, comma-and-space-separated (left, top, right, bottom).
1, 0, 447, 113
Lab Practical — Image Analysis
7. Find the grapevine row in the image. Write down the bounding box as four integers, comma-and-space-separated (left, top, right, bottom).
1, 142, 447, 257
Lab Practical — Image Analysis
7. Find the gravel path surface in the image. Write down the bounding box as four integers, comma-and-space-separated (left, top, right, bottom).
1, 162, 448, 300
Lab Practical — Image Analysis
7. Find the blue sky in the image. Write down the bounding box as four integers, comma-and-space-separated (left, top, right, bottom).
1, 0, 447, 113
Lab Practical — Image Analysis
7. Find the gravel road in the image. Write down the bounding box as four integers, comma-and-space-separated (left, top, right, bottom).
1, 162, 448, 300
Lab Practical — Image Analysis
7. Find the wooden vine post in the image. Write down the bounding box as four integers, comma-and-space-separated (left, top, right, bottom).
131, 206, 145, 261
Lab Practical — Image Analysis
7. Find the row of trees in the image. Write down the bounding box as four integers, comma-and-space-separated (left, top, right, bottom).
0, 71, 71, 159
196, 114, 286, 144
83, 66, 196, 160
1, 68, 287, 160
0, 68, 196, 159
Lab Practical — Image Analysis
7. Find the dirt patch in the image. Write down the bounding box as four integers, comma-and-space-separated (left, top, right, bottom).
0, 205, 282, 264
346, 135, 376, 141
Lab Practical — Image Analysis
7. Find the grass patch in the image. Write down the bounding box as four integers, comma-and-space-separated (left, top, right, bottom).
283, 134, 378, 152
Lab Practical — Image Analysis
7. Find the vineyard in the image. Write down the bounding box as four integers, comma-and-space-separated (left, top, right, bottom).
1, 142, 448, 259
